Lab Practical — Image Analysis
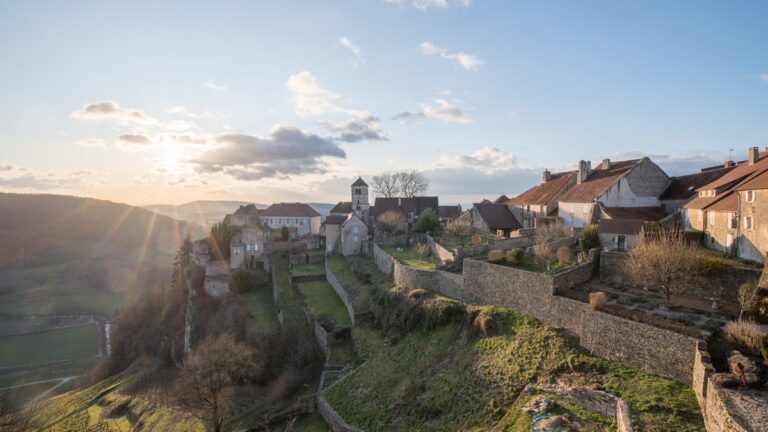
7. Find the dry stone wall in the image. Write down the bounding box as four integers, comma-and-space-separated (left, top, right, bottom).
325, 261, 357, 326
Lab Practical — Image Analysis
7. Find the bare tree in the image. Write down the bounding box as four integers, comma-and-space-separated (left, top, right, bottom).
444, 217, 475, 248
371, 171, 400, 197
625, 228, 700, 303
175, 334, 256, 432
531, 221, 562, 270
396, 170, 430, 198
377, 210, 406, 234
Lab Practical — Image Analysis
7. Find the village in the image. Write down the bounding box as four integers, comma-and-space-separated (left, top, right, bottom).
187, 147, 768, 432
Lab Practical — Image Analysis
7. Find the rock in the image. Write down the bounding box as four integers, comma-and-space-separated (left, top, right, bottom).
727, 350, 761, 386
711, 372, 742, 388
522, 396, 553, 415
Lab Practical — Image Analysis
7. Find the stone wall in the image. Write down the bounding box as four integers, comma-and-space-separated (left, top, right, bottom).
203, 278, 229, 298
291, 251, 326, 265
325, 261, 357, 326
205, 260, 230, 277
434, 270, 465, 299
426, 234, 455, 263
314, 321, 331, 357
372, 243, 394, 275
317, 394, 362, 432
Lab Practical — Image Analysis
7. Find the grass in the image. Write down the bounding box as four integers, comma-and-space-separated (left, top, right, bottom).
291, 262, 326, 277
324, 300, 704, 432
487, 253, 572, 273
381, 246, 438, 271
239, 288, 279, 335
434, 233, 496, 252
0, 323, 100, 368
295, 280, 352, 328
326, 255, 387, 312
497, 391, 616, 431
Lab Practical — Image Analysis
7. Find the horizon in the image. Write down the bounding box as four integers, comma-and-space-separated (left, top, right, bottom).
2, 1, 768, 206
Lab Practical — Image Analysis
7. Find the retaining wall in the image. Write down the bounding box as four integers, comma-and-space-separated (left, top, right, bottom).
317, 394, 362, 432
372, 243, 394, 275
325, 261, 357, 326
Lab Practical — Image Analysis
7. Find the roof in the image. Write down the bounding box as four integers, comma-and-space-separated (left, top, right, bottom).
660, 166, 736, 200
352, 177, 368, 187
324, 214, 348, 225
493, 194, 509, 204
262, 203, 320, 218
329, 201, 352, 214
734, 168, 768, 191
601, 206, 669, 221
558, 159, 643, 203
706, 192, 738, 212
372, 196, 439, 218
685, 151, 768, 210
473, 203, 521, 230
697, 150, 768, 191
597, 219, 645, 235
438, 205, 461, 219
507, 171, 576, 206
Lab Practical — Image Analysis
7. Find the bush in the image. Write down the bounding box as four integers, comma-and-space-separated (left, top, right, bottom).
737, 283, 765, 321
229, 269, 252, 294
580, 224, 600, 253
724, 320, 764, 356
695, 255, 729, 274
471, 234, 483, 246
556, 246, 573, 265
588, 292, 607, 311
413, 242, 430, 258
416, 208, 439, 233
473, 314, 497, 337
487, 249, 505, 263
505, 248, 524, 265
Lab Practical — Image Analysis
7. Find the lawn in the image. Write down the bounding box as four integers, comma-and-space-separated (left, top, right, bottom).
324, 297, 704, 432
240, 288, 279, 335
434, 233, 495, 252
291, 262, 326, 277
0, 323, 100, 367
381, 246, 438, 271
295, 280, 352, 327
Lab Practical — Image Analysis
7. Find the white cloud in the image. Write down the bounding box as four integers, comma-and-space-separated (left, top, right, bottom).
323, 113, 387, 143
759, 74, 768, 83
115, 134, 153, 152
0, 165, 109, 190
395, 98, 472, 124
74, 138, 106, 148
387, 0, 468, 10
71, 100, 158, 125
286, 71, 345, 117
205, 80, 228, 91
164, 119, 198, 132
339, 37, 364, 67
420, 41, 482, 71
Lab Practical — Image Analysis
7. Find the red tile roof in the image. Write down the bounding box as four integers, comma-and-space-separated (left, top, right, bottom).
473, 203, 521, 230
558, 159, 643, 203
660, 166, 736, 200
697, 150, 768, 191
734, 167, 768, 191
507, 171, 576, 206
706, 192, 738, 212
262, 203, 320, 218
685, 152, 768, 210
602, 206, 669, 221
597, 219, 645, 235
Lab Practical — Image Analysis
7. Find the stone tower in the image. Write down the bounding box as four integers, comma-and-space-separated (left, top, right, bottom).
351, 177, 369, 216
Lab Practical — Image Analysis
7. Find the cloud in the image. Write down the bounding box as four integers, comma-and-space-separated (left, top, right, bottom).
759, 74, 768, 83
286, 71, 345, 117
190, 125, 346, 181
115, 134, 152, 151
205, 80, 227, 91
164, 119, 198, 132
420, 41, 482, 71
387, 0, 469, 10
339, 37, 364, 67
0, 165, 14, 172
323, 113, 387, 143
161, 133, 210, 145
71, 100, 158, 125
0, 166, 108, 190
395, 98, 472, 124
74, 138, 106, 148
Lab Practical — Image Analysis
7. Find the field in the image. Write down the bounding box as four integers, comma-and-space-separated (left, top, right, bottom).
295, 280, 352, 327
0, 323, 100, 368
381, 245, 437, 271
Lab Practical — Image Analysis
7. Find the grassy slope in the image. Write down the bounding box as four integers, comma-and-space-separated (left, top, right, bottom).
292, 263, 326, 277
296, 280, 352, 328
240, 288, 279, 335
381, 246, 437, 271
0, 323, 100, 367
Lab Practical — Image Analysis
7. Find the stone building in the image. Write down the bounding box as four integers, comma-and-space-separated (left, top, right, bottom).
321, 213, 368, 255
557, 158, 670, 228
230, 223, 266, 270
437, 205, 462, 223
659, 163, 736, 213
261, 203, 322, 239
465, 203, 521, 237
733, 169, 768, 263
223, 204, 262, 228
507, 170, 577, 228
371, 196, 439, 230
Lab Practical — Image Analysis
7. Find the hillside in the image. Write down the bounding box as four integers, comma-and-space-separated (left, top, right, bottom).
143, 200, 261, 228
0, 193, 207, 316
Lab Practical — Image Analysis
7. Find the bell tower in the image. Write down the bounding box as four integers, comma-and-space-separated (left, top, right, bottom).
351, 177, 369, 216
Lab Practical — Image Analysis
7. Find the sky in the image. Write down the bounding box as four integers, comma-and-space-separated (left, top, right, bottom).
1, 0, 767, 207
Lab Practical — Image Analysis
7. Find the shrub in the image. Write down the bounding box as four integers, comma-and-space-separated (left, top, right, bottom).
378, 210, 406, 234
471, 234, 483, 246
416, 208, 439, 233
229, 269, 252, 294
737, 283, 764, 321
580, 224, 600, 253
487, 249, 505, 263
413, 242, 430, 258
724, 320, 764, 355
556, 246, 573, 265
280, 225, 289, 241
588, 292, 607, 311
473, 314, 497, 337
505, 248, 524, 265
696, 255, 729, 274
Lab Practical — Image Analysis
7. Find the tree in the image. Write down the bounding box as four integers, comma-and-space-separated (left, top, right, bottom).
377, 210, 406, 234
443, 218, 475, 248
416, 208, 439, 233
531, 221, 562, 270
580, 224, 600, 254
229, 269, 252, 294
371, 171, 400, 197
176, 334, 256, 432
280, 225, 289, 242
395, 170, 430, 198
625, 228, 700, 303
209, 222, 233, 260
738, 283, 764, 321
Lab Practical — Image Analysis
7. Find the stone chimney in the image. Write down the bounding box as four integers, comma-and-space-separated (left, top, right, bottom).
577, 160, 591, 184
602, 158, 611, 169
724, 160, 735, 168
748, 147, 759, 165
543, 169, 552, 183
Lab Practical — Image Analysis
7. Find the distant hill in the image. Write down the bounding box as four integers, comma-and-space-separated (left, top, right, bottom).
0, 193, 207, 316
143, 200, 265, 228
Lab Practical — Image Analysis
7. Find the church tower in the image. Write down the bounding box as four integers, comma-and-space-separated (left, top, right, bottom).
351, 177, 369, 216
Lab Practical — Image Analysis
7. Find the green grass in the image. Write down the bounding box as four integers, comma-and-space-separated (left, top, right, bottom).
381, 246, 437, 271
498, 391, 615, 431
324, 303, 703, 432
291, 262, 326, 277
326, 256, 387, 312
0, 323, 100, 367
240, 288, 279, 335
295, 280, 352, 327
434, 233, 495, 252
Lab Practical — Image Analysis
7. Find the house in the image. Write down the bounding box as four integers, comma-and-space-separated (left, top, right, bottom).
557, 158, 670, 228
437, 205, 462, 223
466, 203, 521, 237
733, 169, 768, 263
659, 163, 737, 213
507, 170, 577, 228
322, 213, 368, 255
371, 196, 439, 229
223, 204, 262, 228
230, 223, 266, 269
261, 203, 322, 239
329, 201, 352, 216
596, 206, 669, 251
492, 194, 509, 204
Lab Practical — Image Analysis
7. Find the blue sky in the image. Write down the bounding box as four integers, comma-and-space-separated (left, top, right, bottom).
1, 0, 767, 206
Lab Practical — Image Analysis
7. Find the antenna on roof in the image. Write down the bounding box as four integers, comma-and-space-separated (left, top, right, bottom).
728, 148, 734, 161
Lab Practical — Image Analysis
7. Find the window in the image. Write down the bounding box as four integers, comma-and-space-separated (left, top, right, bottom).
747, 190, 755, 202
745, 216, 754, 230
353, 226, 359, 233
728, 213, 737, 229
582, 204, 589, 214
616, 235, 626, 251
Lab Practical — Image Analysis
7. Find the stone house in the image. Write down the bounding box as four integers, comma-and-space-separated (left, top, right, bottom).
437, 205, 462, 223
230, 223, 266, 270
321, 213, 368, 255
466, 203, 521, 237
557, 158, 670, 228
734, 169, 768, 263
223, 204, 262, 228
261, 203, 322, 239
507, 170, 577, 228
659, 163, 736, 213
596, 207, 669, 251
371, 196, 439, 230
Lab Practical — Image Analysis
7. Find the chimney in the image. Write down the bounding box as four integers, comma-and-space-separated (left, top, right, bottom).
602, 158, 611, 170
748, 147, 759, 165
543, 169, 551, 183
577, 160, 591, 184
724, 160, 735, 168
